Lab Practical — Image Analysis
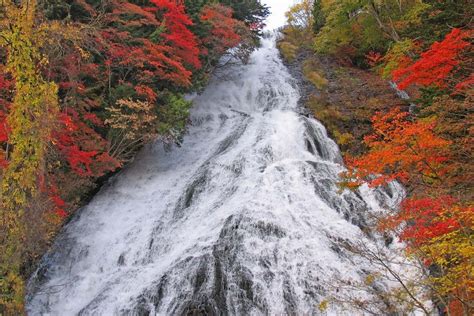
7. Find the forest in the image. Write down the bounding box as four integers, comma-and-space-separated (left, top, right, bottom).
0, 0, 268, 313
280, 0, 472, 315
0, 0, 473, 315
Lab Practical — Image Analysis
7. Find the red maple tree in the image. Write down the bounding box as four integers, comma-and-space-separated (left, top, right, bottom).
393, 28, 472, 90
344, 107, 451, 187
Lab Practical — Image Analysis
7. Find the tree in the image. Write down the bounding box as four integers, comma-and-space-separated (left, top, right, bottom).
0, 0, 59, 312
200, 3, 253, 64
0, 0, 258, 313
313, 0, 361, 55
297, 0, 473, 313
393, 28, 472, 90
218, 0, 269, 33
312, 0, 325, 33
286, 0, 314, 30
106, 98, 161, 160
280, 0, 317, 52
342, 104, 472, 315
313, 0, 428, 60
150, 0, 201, 70
0, 69, 12, 170
382, 197, 474, 315
405, 0, 473, 47
343, 107, 451, 189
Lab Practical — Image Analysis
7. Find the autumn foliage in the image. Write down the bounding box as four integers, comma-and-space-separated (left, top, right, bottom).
200, 4, 243, 56
0, 0, 267, 313
281, 0, 472, 313
343, 28, 473, 315
393, 28, 472, 90
382, 197, 474, 312
344, 108, 451, 188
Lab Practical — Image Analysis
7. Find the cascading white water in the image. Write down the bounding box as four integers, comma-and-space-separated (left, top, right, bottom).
27, 35, 405, 315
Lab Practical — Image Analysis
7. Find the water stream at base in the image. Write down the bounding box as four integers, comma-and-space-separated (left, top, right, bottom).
27, 36, 405, 315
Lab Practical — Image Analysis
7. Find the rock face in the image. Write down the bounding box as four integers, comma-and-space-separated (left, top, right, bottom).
27, 35, 403, 315
279, 45, 408, 156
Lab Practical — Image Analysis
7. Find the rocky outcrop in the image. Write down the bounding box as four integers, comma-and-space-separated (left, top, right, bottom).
279, 46, 409, 156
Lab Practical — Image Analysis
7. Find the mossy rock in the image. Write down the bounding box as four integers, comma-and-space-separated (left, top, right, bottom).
277, 41, 298, 62
301, 59, 328, 90
305, 71, 328, 90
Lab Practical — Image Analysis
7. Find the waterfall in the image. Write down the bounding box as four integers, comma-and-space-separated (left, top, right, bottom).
27, 35, 405, 315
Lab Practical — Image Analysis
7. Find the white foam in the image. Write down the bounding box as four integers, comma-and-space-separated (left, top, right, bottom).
27, 36, 416, 316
